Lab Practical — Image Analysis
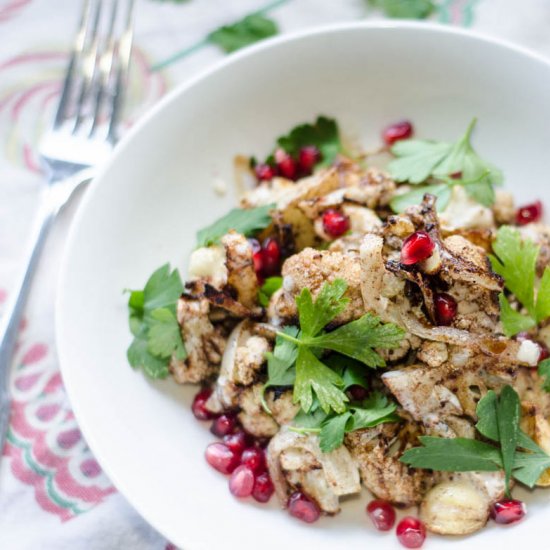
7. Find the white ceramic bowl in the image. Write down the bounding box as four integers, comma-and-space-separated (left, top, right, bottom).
57, 22, 550, 550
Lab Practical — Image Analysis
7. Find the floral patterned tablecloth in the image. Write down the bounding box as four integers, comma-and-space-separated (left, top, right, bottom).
1, 1, 550, 548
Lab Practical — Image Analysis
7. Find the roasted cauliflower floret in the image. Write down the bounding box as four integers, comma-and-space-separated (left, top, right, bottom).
265, 389, 301, 427
221, 231, 260, 309
267, 428, 361, 514
417, 341, 449, 368
273, 248, 364, 325
170, 297, 226, 384
345, 423, 432, 506
238, 384, 279, 438
206, 320, 271, 412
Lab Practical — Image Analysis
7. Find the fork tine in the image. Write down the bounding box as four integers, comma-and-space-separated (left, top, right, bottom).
107, 0, 135, 143
71, 0, 103, 134
53, 0, 91, 129
89, 1, 118, 137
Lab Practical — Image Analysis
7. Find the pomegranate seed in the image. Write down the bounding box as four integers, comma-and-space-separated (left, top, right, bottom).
275, 149, 297, 180
223, 431, 249, 455
539, 342, 550, 362
248, 238, 264, 278
211, 414, 237, 437
322, 209, 350, 238
382, 120, 414, 146
205, 442, 241, 475
261, 238, 281, 277
348, 385, 369, 401
366, 499, 396, 531
229, 465, 255, 498
252, 472, 275, 503
491, 499, 526, 525
298, 146, 321, 175
516, 200, 543, 225
288, 492, 321, 523
241, 447, 266, 474
192, 388, 217, 420
254, 163, 277, 181
434, 293, 458, 326
396, 517, 426, 548
401, 231, 435, 265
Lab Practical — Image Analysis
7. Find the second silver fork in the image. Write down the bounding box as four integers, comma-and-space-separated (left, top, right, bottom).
0, 0, 134, 453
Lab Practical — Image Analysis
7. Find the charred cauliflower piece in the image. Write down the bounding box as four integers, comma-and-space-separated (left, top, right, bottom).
221, 231, 260, 309
265, 389, 301, 427
170, 297, 226, 384
345, 423, 432, 506
271, 248, 363, 325
238, 384, 280, 438
382, 364, 464, 435
267, 428, 361, 514
244, 168, 342, 251
186, 231, 262, 318
340, 165, 396, 209
207, 320, 271, 412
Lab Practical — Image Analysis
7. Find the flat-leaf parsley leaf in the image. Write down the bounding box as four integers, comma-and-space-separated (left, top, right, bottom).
274, 116, 342, 168
208, 14, 278, 54
388, 119, 502, 210
490, 226, 550, 336
401, 386, 550, 490
126, 264, 185, 379
292, 391, 399, 452
196, 204, 274, 247
268, 279, 405, 414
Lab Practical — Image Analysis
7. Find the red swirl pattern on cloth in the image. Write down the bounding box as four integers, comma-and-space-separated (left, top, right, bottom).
0, 0, 33, 23
3, 338, 116, 521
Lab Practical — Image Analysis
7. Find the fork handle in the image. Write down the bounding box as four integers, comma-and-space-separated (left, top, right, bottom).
0, 168, 92, 451
0, 191, 58, 448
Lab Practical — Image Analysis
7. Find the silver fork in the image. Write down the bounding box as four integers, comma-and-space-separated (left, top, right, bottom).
0, 0, 134, 452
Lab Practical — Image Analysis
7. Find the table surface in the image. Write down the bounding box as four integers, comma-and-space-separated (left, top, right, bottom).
1, 1, 549, 548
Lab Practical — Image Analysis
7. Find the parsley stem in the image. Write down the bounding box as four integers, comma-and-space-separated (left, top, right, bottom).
463, 116, 478, 142
276, 330, 302, 346
151, 0, 292, 72
151, 38, 210, 72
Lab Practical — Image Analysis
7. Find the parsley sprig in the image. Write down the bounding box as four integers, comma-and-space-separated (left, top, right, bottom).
196, 204, 275, 247
388, 118, 503, 212
273, 116, 342, 167
489, 226, 550, 337
292, 391, 399, 452
401, 386, 550, 492
126, 264, 186, 379
208, 14, 278, 54
263, 279, 405, 414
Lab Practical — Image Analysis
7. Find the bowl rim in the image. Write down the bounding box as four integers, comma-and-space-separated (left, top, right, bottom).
56, 20, 550, 546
